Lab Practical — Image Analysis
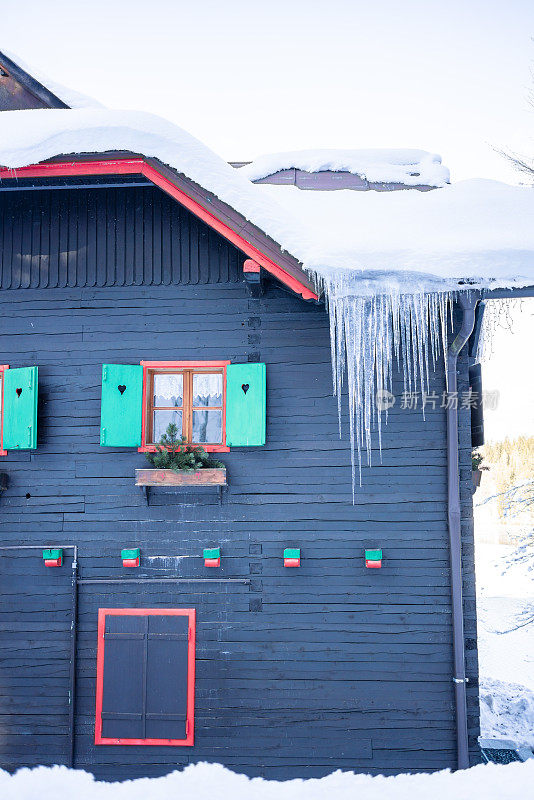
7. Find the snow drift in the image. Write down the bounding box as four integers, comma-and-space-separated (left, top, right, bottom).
1, 761, 534, 800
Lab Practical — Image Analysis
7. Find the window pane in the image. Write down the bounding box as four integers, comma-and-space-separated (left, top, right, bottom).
153, 409, 182, 443
193, 373, 222, 407
153, 374, 183, 408
192, 410, 222, 443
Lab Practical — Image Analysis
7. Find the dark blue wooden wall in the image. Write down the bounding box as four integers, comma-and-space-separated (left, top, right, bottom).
0, 185, 479, 780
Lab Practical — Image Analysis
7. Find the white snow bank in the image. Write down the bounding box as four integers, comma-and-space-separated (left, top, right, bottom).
480, 677, 534, 748
240, 148, 450, 187
0, 49, 102, 109
0, 109, 533, 293
475, 543, 534, 747
1, 761, 533, 800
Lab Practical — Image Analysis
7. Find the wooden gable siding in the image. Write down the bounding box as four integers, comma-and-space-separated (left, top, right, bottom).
0, 186, 242, 289
0, 188, 479, 780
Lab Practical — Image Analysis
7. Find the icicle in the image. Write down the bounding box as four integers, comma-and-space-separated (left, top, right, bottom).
310, 269, 461, 498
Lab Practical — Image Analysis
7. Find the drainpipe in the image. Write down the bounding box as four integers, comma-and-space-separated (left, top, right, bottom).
446, 293, 477, 770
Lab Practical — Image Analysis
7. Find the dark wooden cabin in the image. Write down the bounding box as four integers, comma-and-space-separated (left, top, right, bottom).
0, 59, 481, 782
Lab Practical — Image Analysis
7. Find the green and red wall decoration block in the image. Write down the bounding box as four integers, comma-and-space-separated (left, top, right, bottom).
365, 548, 382, 568
121, 548, 140, 568
283, 548, 301, 568
204, 547, 220, 568
42, 548, 62, 567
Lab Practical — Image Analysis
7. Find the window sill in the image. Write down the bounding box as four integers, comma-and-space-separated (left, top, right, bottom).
138, 444, 230, 453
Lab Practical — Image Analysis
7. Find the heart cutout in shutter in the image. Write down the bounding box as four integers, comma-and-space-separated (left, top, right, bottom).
118, 385, 126, 395
241, 384, 249, 394
16, 388, 22, 397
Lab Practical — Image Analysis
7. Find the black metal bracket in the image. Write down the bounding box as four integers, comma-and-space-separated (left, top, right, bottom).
243, 269, 264, 297
139, 484, 227, 506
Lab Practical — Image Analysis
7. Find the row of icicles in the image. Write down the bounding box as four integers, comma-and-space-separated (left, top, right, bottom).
312, 272, 462, 497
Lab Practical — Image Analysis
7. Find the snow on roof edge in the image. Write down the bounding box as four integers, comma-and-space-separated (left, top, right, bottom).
0, 48, 103, 109
0, 108, 532, 296
240, 148, 450, 187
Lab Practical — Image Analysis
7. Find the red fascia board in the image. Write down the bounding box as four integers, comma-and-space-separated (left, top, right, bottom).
95, 608, 196, 747
0, 158, 318, 301
0, 159, 144, 179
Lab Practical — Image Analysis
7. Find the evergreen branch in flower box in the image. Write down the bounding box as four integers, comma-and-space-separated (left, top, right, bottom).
145, 423, 224, 471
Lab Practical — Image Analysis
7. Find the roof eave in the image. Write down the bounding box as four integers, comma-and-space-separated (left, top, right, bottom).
0, 152, 318, 301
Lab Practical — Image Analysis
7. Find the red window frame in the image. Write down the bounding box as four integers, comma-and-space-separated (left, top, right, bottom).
0, 365, 9, 456
139, 361, 230, 453
95, 608, 196, 747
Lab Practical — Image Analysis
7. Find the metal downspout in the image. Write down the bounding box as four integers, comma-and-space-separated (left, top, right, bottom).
446, 294, 477, 770
68, 546, 78, 768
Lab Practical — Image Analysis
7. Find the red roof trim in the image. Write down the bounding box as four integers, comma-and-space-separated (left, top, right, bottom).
0, 158, 318, 301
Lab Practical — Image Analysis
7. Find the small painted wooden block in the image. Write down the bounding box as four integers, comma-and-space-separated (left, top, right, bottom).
284, 548, 301, 567
43, 548, 63, 567
204, 547, 220, 567
121, 548, 140, 567
365, 548, 383, 568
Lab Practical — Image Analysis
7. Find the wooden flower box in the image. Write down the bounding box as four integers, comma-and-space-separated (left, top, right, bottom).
135, 468, 227, 487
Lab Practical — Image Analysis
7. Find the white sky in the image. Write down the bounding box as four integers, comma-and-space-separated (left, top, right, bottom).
482, 299, 534, 441
2, 0, 534, 440
3, 0, 534, 183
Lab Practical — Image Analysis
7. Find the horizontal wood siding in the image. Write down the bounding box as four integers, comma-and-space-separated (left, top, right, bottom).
0, 188, 479, 779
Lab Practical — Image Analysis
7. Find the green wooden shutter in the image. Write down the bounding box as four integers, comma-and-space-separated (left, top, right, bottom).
225, 363, 266, 446
3, 367, 38, 450
100, 364, 143, 447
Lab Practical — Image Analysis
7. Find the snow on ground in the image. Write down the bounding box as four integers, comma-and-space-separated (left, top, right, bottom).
0, 761, 533, 800
239, 148, 450, 187
476, 542, 534, 747
0, 110, 533, 293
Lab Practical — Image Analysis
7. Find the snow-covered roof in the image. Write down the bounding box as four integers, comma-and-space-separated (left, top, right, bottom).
256, 179, 534, 292
239, 148, 450, 188
0, 48, 102, 109
0, 108, 533, 294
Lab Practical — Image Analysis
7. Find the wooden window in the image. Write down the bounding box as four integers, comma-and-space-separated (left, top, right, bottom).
140, 361, 230, 452
95, 608, 196, 746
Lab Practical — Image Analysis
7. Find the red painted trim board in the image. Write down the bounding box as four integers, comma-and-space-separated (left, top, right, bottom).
95, 608, 196, 746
